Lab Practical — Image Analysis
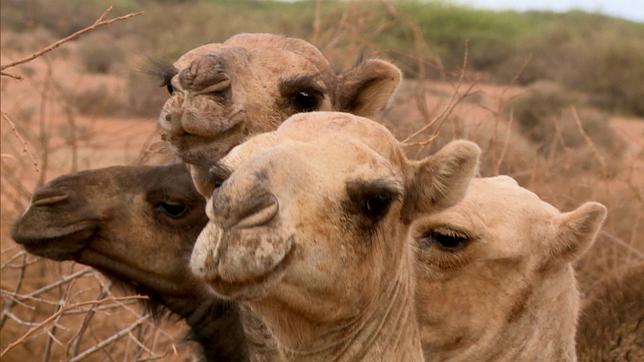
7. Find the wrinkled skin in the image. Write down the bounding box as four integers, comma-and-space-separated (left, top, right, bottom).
191, 112, 481, 361
11, 164, 248, 362
157, 33, 402, 196
413, 176, 607, 362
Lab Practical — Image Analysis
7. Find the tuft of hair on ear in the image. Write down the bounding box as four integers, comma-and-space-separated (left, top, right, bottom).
336, 58, 402, 118
404, 140, 480, 220
551, 201, 607, 263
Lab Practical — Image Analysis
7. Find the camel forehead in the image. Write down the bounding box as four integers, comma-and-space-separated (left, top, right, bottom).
430, 176, 559, 230
174, 34, 331, 75
468, 177, 560, 217
278, 112, 402, 159
226, 135, 397, 178
224, 33, 330, 70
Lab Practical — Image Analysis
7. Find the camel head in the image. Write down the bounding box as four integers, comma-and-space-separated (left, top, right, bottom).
412, 175, 607, 360
11, 163, 208, 298
190, 112, 480, 330
156, 33, 401, 196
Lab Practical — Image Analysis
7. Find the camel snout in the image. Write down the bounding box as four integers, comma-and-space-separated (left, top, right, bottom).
179, 54, 230, 93
214, 190, 279, 230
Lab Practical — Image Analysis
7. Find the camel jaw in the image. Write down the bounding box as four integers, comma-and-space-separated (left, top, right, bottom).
78, 247, 196, 298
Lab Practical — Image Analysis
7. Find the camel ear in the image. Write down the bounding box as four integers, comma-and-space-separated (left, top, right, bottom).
404, 140, 480, 219
336, 59, 402, 117
549, 202, 607, 263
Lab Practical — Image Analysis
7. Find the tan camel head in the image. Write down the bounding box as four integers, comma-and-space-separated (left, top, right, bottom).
413, 175, 607, 361
11, 164, 251, 360
12, 164, 207, 297
190, 112, 479, 352
156, 33, 401, 194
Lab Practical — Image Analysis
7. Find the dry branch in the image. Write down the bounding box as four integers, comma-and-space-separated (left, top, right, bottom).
571, 106, 608, 177
0, 6, 143, 75
69, 315, 150, 362
0, 296, 148, 358
1, 112, 39, 172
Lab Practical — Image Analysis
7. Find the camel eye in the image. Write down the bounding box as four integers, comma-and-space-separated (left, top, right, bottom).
292, 90, 320, 112
155, 201, 188, 218
419, 228, 471, 252
363, 194, 393, 220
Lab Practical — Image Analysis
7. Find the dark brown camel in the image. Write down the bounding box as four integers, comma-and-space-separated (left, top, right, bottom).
11, 163, 249, 362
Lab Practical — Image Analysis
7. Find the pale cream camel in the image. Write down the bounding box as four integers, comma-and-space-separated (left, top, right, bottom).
413, 175, 608, 361
190, 111, 481, 361
156, 33, 402, 196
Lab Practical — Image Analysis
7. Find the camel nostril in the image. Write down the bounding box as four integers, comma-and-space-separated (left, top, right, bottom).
179, 54, 229, 92
32, 193, 70, 207
221, 193, 279, 229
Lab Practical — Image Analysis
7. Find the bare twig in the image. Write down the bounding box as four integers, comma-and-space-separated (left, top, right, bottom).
69, 315, 150, 362
311, 0, 322, 44
571, 106, 608, 177
493, 110, 514, 175
402, 42, 474, 146
0, 296, 148, 357
600, 231, 644, 259
0, 6, 144, 74
1, 112, 39, 172
0, 71, 22, 79
0, 253, 28, 329
68, 282, 112, 357
21, 268, 93, 300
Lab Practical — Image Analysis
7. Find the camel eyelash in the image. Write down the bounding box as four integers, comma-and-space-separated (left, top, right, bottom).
431, 226, 472, 240
142, 58, 178, 87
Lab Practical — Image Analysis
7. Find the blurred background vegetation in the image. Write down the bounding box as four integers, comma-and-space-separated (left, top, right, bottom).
2, 0, 644, 116
1, 1, 642, 360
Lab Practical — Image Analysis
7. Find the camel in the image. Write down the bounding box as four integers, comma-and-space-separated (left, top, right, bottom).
191, 111, 481, 361
577, 262, 644, 362
413, 175, 608, 361
11, 163, 249, 362
156, 33, 402, 196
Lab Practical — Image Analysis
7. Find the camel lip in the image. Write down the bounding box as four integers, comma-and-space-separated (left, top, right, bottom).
206, 243, 296, 301
166, 111, 245, 148
78, 246, 195, 297
171, 122, 243, 165
16, 222, 98, 261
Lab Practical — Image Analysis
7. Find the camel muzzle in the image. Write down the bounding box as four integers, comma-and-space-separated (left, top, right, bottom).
11, 185, 99, 261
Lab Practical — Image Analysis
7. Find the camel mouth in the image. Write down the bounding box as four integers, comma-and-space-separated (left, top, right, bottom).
78, 246, 194, 297
169, 120, 245, 164
14, 222, 98, 261
207, 241, 296, 301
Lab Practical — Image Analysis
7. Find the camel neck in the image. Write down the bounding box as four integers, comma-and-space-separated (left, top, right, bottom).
166, 292, 250, 362
267, 259, 423, 361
